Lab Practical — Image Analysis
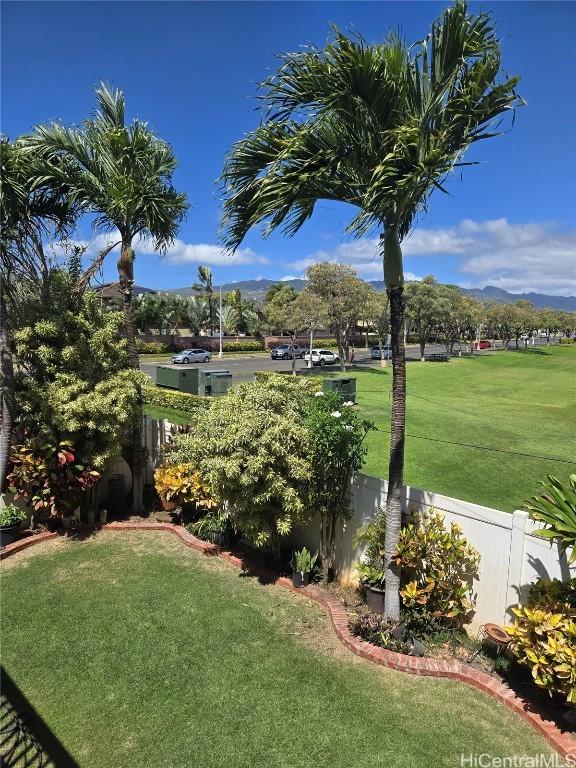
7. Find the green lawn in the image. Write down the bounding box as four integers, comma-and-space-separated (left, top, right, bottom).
0, 533, 550, 767
348, 346, 576, 511
143, 404, 192, 424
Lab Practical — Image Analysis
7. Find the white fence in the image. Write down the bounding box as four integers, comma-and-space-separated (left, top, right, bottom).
289, 473, 568, 629
143, 418, 568, 630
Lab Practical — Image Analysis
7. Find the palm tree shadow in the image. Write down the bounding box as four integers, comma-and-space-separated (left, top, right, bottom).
0, 666, 79, 767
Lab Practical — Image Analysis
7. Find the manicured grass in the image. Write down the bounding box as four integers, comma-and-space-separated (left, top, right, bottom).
143, 404, 192, 424
347, 346, 576, 511
1, 534, 550, 767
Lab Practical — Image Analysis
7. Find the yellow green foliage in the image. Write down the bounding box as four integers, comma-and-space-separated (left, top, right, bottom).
143, 386, 208, 418
506, 605, 576, 703
154, 463, 217, 510
395, 510, 480, 624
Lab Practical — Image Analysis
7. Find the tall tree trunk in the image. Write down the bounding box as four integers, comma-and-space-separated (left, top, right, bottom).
381, 225, 405, 622
384, 287, 405, 620
419, 338, 426, 362
291, 331, 297, 376
336, 325, 346, 372
118, 240, 145, 515
0, 285, 15, 490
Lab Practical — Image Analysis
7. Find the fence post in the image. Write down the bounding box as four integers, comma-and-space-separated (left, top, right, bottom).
505, 509, 529, 623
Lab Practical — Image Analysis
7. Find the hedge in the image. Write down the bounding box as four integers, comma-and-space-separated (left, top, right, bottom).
222, 340, 265, 352
143, 385, 209, 417
559, 337, 575, 344
137, 340, 170, 354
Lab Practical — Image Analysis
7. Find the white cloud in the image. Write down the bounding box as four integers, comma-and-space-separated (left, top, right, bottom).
52, 232, 269, 269
287, 219, 576, 295
280, 275, 299, 281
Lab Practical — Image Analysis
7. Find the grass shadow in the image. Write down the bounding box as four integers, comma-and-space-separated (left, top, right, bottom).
0, 666, 79, 767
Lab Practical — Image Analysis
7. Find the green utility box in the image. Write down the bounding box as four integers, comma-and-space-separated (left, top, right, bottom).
156, 365, 199, 394
210, 372, 233, 397
322, 377, 357, 403
198, 369, 231, 396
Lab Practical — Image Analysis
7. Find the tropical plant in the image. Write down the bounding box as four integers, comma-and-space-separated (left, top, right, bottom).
7, 438, 100, 518
394, 510, 480, 624
292, 547, 318, 576
154, 463, 217, 511
219, 1, 522, 618
506, 582, 576, 704
524, 474, 576, 565
193, 265, 217, 333
0, 137, 79, 488
0, 503, 27, 528
354, 510, 387, 587
306, 391, 372, 579
24, 83, 188, 513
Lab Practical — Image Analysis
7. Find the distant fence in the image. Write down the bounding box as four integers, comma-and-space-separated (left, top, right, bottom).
143, 417, 568, 630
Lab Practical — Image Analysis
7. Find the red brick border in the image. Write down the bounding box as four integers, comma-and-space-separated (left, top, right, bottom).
0, 530, 58, 559
3, 521, 575, 759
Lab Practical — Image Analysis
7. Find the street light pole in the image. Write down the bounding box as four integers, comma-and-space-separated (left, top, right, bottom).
218, 283, 223, 359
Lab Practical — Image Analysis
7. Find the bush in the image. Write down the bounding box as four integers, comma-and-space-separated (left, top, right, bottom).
506, 581, 576, 704
0, 503, 27, 528
222, 340, 265, 352
154, 463, 217, 511
395, 510, 480, 625
143, 386, 209, 418
137, 340, 169, 354
559, 337, 574, 344
7, 438, 100, 518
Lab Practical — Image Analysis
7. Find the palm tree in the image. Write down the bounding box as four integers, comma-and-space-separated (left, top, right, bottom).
24, 85, 188, 513
184, 296, 208, 337
193, 265, 217, 334
220, 0, 522, 618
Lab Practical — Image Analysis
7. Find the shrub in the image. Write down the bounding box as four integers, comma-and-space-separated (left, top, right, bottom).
143, 386, 209, 418
292, 547, 318, 576
348, 612, 426, 655
395, 511, 480, 625
154, 463, 217, 511
222, 340, 265, 352
166, 376, 316, 555
7, 438, 100, 518
137, 340, 169, 354
559, 337, 575, 344
506, 584, 576, 704
354, 512, 386, 587
0, 504, 27, 528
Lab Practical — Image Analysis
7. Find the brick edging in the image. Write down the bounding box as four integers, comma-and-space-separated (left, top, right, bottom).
0, 530, 59, 559
3, 522, 575, 758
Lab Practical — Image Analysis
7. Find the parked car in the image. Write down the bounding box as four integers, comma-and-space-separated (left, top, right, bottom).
371, 345, 392, 360
270, 344, 306, 360
171, 349, 212, 364
304, 349, 340, 366
472, 340, 492, 350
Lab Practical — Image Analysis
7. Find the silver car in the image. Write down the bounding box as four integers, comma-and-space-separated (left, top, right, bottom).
171, 348, 212, 364
371, 345, 392, 360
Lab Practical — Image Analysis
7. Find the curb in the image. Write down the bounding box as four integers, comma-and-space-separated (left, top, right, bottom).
3, 521, 575, 759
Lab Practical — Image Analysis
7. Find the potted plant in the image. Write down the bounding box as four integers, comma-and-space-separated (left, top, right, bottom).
0, 504, 27, 548
356, 562, 386, 614
291, 547, 318, 588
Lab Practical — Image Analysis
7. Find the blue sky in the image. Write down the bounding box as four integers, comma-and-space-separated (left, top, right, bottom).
2, 1, 575, 295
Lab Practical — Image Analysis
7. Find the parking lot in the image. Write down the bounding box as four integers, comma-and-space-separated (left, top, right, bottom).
139, 340, 550, 385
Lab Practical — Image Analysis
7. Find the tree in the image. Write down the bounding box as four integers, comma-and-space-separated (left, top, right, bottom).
557, 311, 576, 340
266, 287, 328, 374
184, 296, 209, 336
26, 84, 188, 513
405, 277, 451, 361
0, 138, 80, 488
306, 263, 370, 371
511, 300, 538, 349
363, 289, 390, 364
193, 265, 217, 334
487, 301, 516, 350
538, 309, 561, 346
220, 1, 522, 618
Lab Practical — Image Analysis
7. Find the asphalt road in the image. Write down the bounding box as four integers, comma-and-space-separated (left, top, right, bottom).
141, 338, 555, 385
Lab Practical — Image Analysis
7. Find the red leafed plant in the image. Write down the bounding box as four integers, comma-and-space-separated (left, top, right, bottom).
7, 438, 100, 518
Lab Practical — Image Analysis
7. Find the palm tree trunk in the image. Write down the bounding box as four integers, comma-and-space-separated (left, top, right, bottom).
118, 240, 145, 515
384, 286, 405, 620
0, 285, 15, 489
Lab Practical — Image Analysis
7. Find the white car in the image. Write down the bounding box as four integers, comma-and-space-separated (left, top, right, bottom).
304, 348, 340, 366
171, 348, 212, 364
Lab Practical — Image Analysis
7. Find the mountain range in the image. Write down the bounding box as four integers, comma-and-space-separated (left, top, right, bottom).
162, 279, 576, 311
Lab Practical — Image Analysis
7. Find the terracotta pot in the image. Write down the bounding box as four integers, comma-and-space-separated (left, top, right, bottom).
161, 500, 177, 512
